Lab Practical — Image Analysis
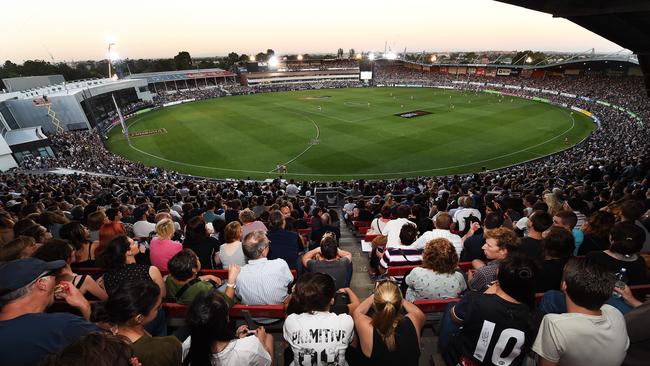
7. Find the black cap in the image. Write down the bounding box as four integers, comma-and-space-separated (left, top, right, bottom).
0, 258, 66, 296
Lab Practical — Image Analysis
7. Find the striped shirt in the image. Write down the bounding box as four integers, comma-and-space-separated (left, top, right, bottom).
379, 245, 423, 282
469, 260, 500, 291
236, 258, 293, 305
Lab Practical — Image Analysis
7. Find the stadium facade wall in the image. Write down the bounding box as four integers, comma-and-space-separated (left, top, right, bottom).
0, 79, 152, 134
0, 135, 18, 171
3, 96, 90, 133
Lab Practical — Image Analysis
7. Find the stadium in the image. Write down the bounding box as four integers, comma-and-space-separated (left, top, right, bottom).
0, 1, 649, 366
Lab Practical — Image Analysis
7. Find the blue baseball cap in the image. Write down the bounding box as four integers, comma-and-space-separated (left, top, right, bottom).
0, 258, 66, 296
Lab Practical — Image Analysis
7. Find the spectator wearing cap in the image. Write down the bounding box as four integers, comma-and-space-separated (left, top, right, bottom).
0, 258, 97, 366
619, 199, 650, 252
132, 205, 156, 238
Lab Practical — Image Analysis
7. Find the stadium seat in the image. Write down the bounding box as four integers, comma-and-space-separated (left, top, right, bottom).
76, 268, 298, 279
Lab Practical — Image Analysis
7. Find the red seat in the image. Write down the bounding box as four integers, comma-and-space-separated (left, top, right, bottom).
297, 228, 311, 236
76, 268, 298, 279
358, 227, 369, 235
364, 234, 380, 242
414, 298, 459, 313
386, 262, 474, 278
353, 221, 371, 229
163, 302, 287, 319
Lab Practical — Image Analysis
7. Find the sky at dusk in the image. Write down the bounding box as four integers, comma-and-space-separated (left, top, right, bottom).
1, 0, 625, 62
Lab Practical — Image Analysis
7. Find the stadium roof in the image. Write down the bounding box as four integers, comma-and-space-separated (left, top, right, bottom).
3, 127, 48, 146
494, 0, 650, 94
126, 68, 236, 83
14, 78, 144, 99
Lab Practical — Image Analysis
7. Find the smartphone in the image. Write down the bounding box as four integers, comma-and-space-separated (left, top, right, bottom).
243, 312, 258, 335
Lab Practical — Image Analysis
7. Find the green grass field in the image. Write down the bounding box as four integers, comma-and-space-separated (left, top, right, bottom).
106, 87, 594, 180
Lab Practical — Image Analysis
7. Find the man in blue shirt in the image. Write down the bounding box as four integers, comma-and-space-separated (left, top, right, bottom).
0, 258, 98, 366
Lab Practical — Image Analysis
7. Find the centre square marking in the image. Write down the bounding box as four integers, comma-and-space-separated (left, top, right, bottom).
394, 110, 432, 119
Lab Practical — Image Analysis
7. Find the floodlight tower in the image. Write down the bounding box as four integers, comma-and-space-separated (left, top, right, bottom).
108, 42, 116, 78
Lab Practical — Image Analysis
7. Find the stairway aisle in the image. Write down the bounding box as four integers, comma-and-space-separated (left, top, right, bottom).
339, 218, 444, 366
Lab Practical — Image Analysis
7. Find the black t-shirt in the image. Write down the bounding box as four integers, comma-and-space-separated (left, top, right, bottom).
103, 263, 151, 295
367, 316, 420, 366
451, 292, 533, 366
461, 233, 487, 262
183, 237, 219, 269
535, 257, 569, 293
519, 237, 543, 260
577, 234, 609, 256
586, 251, 648, 285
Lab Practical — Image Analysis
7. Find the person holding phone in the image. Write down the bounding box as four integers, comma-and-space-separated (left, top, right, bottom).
182, 290, 273, 366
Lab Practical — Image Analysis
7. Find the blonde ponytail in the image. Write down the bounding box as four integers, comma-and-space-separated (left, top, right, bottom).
371, 281, 403, 351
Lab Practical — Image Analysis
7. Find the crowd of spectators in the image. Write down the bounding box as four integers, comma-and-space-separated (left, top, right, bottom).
0, 161, 649, 365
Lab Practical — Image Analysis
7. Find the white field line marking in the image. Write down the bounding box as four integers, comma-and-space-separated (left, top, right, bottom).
266, 107, 321, 173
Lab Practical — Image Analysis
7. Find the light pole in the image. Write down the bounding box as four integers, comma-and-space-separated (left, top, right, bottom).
108, 42, 116, 78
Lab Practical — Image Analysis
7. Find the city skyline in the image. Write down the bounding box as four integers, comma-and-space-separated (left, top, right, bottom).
1, 0, 625, 63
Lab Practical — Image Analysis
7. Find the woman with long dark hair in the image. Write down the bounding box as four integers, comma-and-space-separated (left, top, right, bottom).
182, 290, 273, 366
92, 279, 181, 366
96, 235, 165, 298
183, 216, 220, 269
60, 221, 99, 268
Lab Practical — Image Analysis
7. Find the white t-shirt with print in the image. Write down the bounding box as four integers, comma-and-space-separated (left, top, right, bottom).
283, 311, 354, 366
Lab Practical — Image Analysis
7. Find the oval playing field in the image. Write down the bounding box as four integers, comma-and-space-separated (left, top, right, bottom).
106, 87, 595, 180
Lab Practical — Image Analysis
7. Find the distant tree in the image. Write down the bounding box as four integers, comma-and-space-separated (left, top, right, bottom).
239, 54, 250, 62
337, 48, 344, 59
198, 60, 215, 69
348, 48, 355, 59
266, 49, 275, 57
173, 51, 192, 70
153, 59, 175, 72
21, 60, 58, 76
256, 52, 267, 62
227, 52, 240, 65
